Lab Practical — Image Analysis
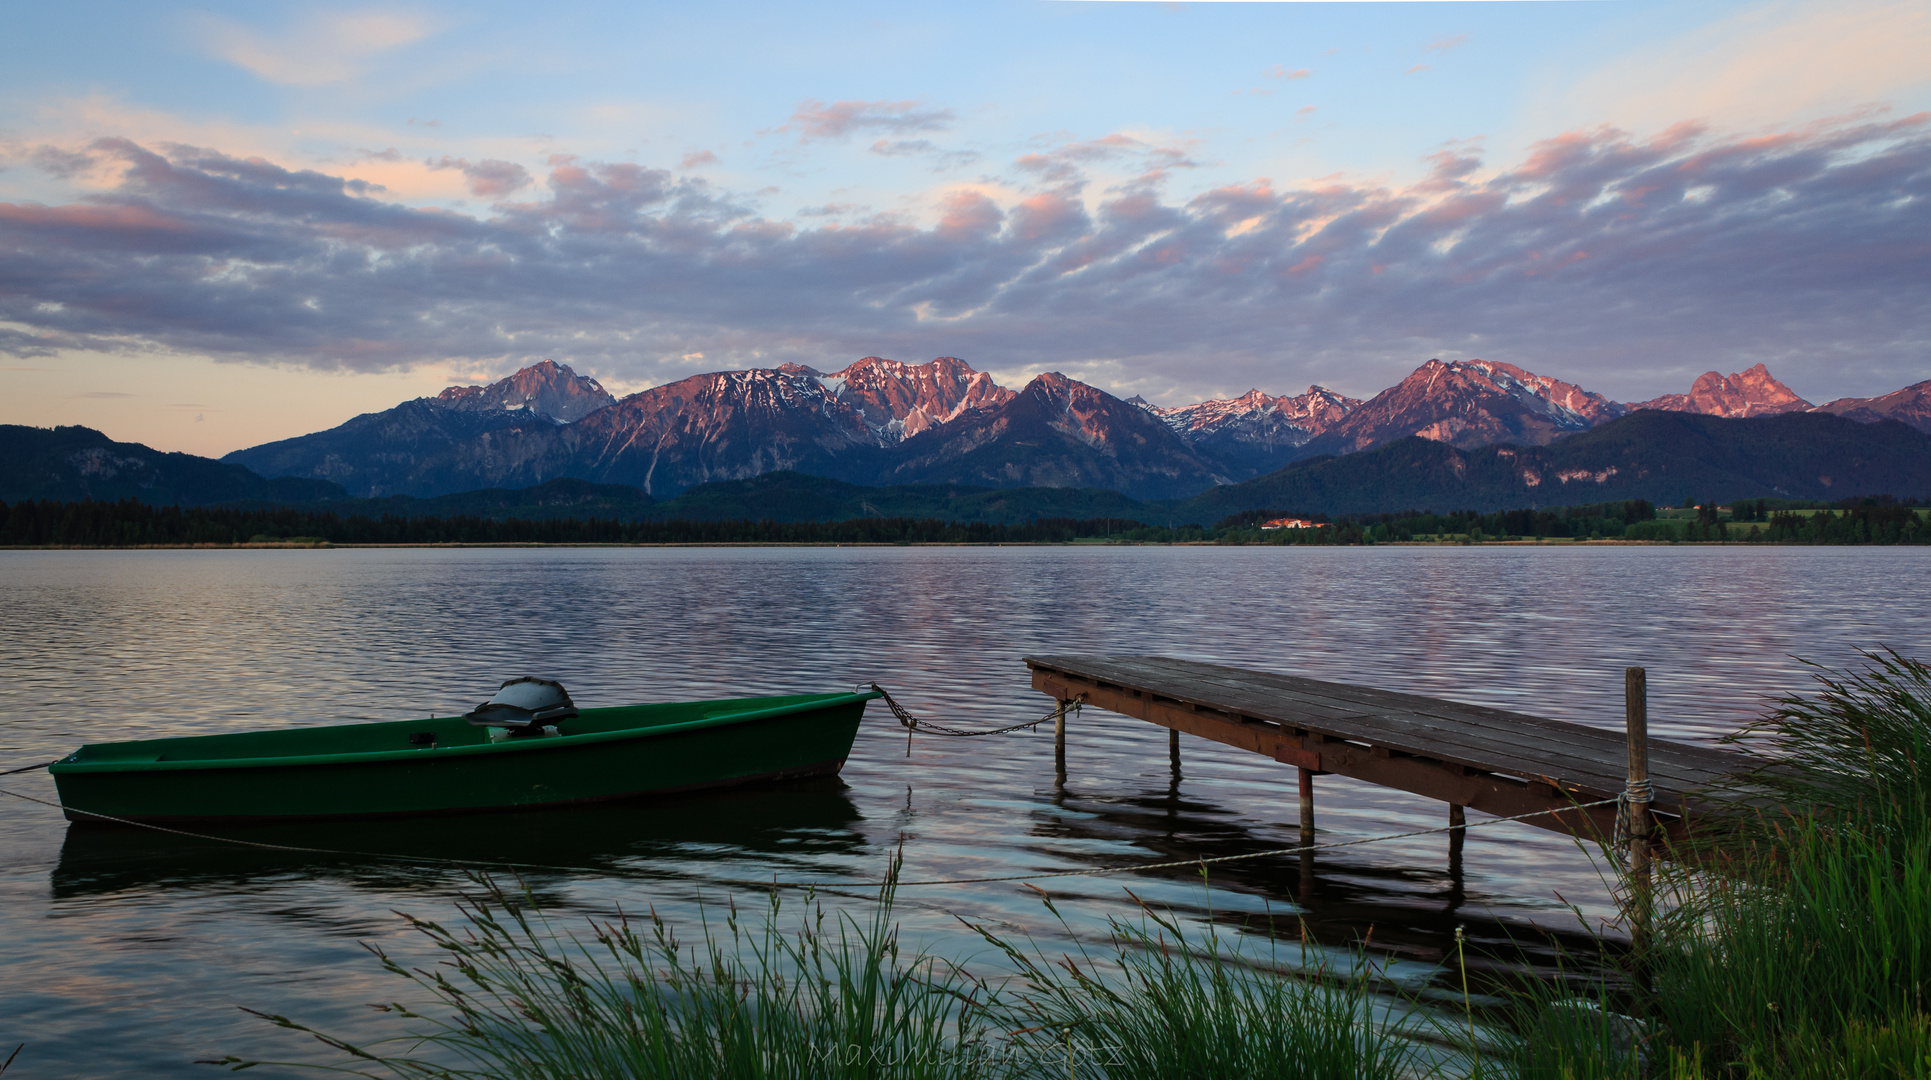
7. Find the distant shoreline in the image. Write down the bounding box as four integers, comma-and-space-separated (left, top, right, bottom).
0, 538, 1870, 551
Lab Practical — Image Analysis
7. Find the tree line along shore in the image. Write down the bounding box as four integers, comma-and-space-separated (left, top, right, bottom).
1, 495, 1926, 548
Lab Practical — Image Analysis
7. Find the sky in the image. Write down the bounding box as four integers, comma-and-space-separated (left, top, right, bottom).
2, 0, 1929, 456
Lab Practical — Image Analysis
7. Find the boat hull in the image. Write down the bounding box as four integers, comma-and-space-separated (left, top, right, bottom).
51, 691, 875, 823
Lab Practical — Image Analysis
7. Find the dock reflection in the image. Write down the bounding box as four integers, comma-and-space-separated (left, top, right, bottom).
1040, 779, 1611, 978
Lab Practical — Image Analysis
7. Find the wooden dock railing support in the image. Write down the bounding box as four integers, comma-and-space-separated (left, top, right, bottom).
1169, 728, 1181, 776
1448, 802, 1466, 863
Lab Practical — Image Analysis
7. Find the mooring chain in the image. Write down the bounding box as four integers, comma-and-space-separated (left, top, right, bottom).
869, 682, 1082, 743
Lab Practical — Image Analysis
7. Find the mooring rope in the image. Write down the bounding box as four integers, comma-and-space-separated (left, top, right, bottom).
0, 781, 1617, 891
0, 760, 56, 777
1615, 777, 1657, 845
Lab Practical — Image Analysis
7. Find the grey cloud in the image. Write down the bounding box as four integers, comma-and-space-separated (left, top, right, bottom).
427, 155, 533, 197
870, 139, 936, 157
1015, 134, 1200, 190
1, 119, 1927, 403
779, 99, 954, 143
869, 139, 980, 170
31, 146, 96, 178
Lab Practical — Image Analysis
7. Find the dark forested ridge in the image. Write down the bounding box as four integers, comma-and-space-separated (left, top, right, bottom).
0, 497, 1156, 547
1, 425, 346, 506
1173, 410, 1931, 519
4, 494, 1923, 548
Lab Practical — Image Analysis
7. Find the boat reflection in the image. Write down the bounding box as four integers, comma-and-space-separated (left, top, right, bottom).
52, 779, 867, 900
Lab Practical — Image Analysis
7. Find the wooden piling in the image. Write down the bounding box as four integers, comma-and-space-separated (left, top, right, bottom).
1625, 666, 1653, 975
1298, 766, 1315, 845
1054, 699, 1068, 779
1625, 667, 1651, 876
1169, 728, 1181, 775
1448, 802, 1466, 861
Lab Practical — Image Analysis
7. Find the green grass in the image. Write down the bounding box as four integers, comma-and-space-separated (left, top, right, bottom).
211, 861, 1005, 1079
213, 863, 1428, 1079
1503, 649, 1931, 1079
966, 890, 1418, 1080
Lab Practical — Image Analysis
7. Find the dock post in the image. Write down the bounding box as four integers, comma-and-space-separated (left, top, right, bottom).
1054, 698, 1068, 779
1448, 802, 1466, 862
1169, 728, 1181, 776
1625, 667, 1651, 876
1298, 767, 1315, 845
1625, 667, 1653, 974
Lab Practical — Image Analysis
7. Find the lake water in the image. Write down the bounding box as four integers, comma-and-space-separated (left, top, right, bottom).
2, 545, 1926, 1077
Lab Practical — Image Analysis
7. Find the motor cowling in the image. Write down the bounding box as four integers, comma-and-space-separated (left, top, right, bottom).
463, 677, 579, 730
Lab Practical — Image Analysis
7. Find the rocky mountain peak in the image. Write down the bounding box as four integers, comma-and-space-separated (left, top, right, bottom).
1140, 385, 1363, 471
432, 360, 616, 423
1305, 358, 1624, 456
824, 355, 1014, 440
1810, 378, 1931, 434
1630, 363, 1811, 418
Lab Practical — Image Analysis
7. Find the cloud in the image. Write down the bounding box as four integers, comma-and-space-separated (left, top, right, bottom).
426, 156, 532, 197
869, 140, 981, 169
71, 391, 137, 399
2, 117, 1928, 402
680, 150, 719, 169
1406, 64, 1431, 75
870, 139, 937, 158
1557, 0, 1931, 136
1014, 133, 1200, 188
1265, 65, 1312, 80
777, 99, 955, 143
1425, 34, 1468, 55
196, 11, 441, 86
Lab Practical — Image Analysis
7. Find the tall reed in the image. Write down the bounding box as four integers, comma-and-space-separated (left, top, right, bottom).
212, 867, 1428, 1078
1505, 649, 1931, 1079
967, 888, 1417, 1080
209, 859, 1006, 1079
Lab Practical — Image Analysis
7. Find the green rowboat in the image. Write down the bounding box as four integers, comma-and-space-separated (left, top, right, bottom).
51, 690, 879, 823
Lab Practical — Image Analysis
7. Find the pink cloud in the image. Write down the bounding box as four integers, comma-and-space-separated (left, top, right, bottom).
777, 99, 954, 143
426, 156, 532, 198
3, 118, 1927, 404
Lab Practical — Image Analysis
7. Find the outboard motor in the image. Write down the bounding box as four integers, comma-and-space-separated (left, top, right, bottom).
464, 677, 579, 735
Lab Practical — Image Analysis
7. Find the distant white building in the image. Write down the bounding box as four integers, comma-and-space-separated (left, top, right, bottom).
1259, 517, 1323, 530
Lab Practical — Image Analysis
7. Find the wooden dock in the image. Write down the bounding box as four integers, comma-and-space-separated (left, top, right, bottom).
1025, 655, 1764, 849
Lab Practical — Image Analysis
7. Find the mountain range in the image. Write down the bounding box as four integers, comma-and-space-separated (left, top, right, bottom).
218, 354, 1931, 502
8, 354, 1928, 515
13, 407, 1925, 525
